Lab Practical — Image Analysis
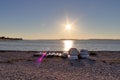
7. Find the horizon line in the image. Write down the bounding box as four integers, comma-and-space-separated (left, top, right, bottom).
23, 38, 120, 40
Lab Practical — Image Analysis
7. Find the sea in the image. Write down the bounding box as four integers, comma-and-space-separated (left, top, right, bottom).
0, 40, 120, 51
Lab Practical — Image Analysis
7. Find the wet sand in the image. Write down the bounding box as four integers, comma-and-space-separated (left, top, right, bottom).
0, 51, 120, 80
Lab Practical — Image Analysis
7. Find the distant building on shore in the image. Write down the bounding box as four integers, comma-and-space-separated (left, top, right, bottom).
0, 36, 23, 40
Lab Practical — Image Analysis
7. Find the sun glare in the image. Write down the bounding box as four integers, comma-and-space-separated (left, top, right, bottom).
62, 16, 78, 31
66, 24, 71, 30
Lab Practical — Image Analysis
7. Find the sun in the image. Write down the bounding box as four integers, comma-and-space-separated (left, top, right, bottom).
62, 16, 77, 31
66, 24, 72, 30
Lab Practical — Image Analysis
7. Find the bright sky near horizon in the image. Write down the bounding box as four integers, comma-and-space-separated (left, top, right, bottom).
0, 0, 120, 39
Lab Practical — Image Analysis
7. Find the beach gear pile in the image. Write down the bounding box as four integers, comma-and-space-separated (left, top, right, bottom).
33, 48, 89, 60
68, 48, 89, 59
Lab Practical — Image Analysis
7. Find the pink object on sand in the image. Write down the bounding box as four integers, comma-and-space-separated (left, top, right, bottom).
37, 52, 46, 63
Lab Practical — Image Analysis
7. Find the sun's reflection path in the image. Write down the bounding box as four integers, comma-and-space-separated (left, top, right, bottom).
63, 40, 73, 51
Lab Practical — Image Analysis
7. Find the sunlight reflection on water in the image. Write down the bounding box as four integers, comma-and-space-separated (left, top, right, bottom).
63, 40, 74, 51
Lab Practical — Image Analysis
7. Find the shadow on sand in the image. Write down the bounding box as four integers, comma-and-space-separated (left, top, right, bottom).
69, 59, 96, 67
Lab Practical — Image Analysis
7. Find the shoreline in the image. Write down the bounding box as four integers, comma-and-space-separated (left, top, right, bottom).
0, 50, 120, 52
0, 51, 120, 80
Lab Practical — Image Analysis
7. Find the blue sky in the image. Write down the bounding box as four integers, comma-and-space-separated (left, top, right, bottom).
0, 0, 120, 39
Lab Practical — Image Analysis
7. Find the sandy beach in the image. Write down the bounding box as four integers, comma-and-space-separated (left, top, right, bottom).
0, 51, 120, 80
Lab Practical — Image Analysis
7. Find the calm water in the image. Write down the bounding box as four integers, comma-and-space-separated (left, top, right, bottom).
0, 40, 120, 51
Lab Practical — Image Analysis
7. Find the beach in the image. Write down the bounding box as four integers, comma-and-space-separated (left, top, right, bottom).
0, 51, 120, 80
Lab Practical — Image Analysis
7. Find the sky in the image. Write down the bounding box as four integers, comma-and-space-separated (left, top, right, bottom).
0, 0, 120, 39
